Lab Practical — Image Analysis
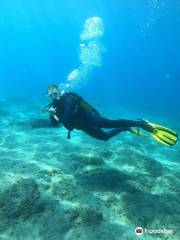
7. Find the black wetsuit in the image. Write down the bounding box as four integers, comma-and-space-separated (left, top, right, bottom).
47, 92, 142, 141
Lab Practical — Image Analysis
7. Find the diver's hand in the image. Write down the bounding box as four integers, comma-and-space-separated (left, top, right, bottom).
48, 107, 57, 115
42, 106, 50, 113
42, 103, 53, 113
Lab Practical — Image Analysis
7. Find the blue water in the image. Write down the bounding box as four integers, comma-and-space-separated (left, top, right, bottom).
1, 1, 180, 109
0, 1, 179, 239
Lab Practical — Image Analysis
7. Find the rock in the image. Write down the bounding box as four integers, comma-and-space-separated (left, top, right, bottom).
0, 178, 46, 220
78, 167, 130, 192
80, 207, 103, 226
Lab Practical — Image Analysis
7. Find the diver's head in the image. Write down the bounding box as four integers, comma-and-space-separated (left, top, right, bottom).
47, 84, 61, 99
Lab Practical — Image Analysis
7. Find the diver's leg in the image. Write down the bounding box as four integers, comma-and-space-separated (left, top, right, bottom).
83, 127, 125, 141
88, 112, 142, 129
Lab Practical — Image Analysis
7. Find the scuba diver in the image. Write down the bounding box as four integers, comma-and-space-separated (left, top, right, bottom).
42, 84, 178, 146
